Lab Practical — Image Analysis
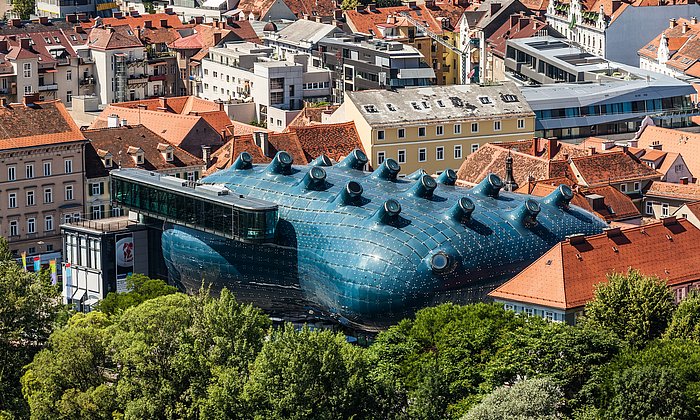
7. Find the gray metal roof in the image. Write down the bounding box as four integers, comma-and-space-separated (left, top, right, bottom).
346, 82, 534, 127
270, 19, 343, 46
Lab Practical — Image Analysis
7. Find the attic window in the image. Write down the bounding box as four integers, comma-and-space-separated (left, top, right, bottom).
421, 101, 431, 109
70, 35, 77, 41
436, 100, 445, 107
127, 29, 134, 36
502, 94, 519, 102
364, 105, 378, 113
166, 151, 173, 161
136, 153, 144, 164
386, 103, 397, 111
411, 101, 422, 110
449, 96, 463, 107
478, 96, 492, 104
104, 157, 112, 168
44, 37, 51, 44
53, 36, 60, 43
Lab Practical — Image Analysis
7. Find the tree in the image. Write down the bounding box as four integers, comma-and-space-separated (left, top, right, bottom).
0, 237, 14, 261
340, 0, 360, 10
11, 0, 33, 20
665, 290, 700, 342
95, 274, 177, 317
463, 377, 564, 420
368, 303, 523, 419
484, 319, 620, 413
0, 257, 66, 417
21, 312, 118, 419
582, 269, 674, 347
244, 324, 384, 420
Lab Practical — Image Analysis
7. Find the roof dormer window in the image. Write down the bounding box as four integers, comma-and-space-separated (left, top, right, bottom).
157, 143, 174, 162
97, 149, 113, 168
127, 146, 145, 165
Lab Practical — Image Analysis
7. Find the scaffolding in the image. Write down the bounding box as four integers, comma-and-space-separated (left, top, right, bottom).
114, 53, 127, 103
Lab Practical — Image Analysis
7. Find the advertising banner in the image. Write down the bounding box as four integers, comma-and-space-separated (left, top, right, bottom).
64, 263, 71, 302
50, 260, 57, 285
21, 252, 26, 271
33, 256, 40, 272
115, 233, 134, 293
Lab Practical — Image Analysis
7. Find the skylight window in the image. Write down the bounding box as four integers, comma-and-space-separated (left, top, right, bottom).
502, 94, 519, 103
478, 96, 492, 104
386, 104, 397, 111
411, 102, 422, 110
449, 96, 463, 107
44, 37, 51, 44
364, 105, 379, 113
421, 101, 431, 109
436, 100, 445, 107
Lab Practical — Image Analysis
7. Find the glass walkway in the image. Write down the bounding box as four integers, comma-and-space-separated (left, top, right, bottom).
111, 169, 278, 243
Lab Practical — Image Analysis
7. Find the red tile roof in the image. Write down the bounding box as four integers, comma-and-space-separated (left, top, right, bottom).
570, 151, 661, 187
486, 13, 549, 58
110, 96, 221, 114
293, 122, 365, 163
287, 105, 339, 128
638, 18, 700, 74
645, 180, 700, 201
80, 12, 184, 30
283, 0, 337, 18
345, 5, 444, 38
0, 100, 85, 150
490, 218, 700, 309
83, 125, 203, 178
87, 25, 142, 50
636, 125, 700, 183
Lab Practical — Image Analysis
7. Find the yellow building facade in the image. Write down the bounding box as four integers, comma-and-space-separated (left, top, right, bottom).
340, 83, 535, 175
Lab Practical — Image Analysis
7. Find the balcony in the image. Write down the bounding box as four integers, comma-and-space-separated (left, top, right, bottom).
80, 76, 95, 86
149, 74, 167, 82
38, 84, 59, 91
127, 75, 149, 85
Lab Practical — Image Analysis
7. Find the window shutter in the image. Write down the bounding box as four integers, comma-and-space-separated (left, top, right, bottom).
99, 182, 104, 195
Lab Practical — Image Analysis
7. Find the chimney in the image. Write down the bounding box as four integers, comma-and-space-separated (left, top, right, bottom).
145, 20, 152, 28
621, 145, 629, 154
159, 96, 167, 109
683, 22, 690, 33
0, 98, 7, 107
355, 5, 365, 12
120, 118, 128, 127
368, 3, 377, 11
161, 19, 168, 28
425, 0, 435, 7
19, 38, 31, 50
130, 10, 139, 17
113, 11, 123, 18
202, 145, 211, 167
510, 14, 519, 28
681, 177, 689, 184
254, 131, 270, 157
490, 2, 502, 15
562, 153, 569, 161
165, 7, 174, 14
77, 13, 87, 21
611, 0, 622, 13
38, 16, 49, 25
66, 14, 77, 23
588, 146, 596, 155
10, 18, 20, 27
531, 137, 540, 156
334, 9, 343, 19
107, 114, 120, 128
692, 16, 698, 24
670, 18, 677, 28
23, 93, 39, 106
194, 16, 204, 24
75, 25, 85, 34
0, 40, 7, 52
214, 32, 222, 45
547, 138, 559, 160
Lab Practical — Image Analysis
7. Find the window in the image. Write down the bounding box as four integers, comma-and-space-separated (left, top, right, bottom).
213, 71, 218, 78
545, 311, 554, 322
524, 308, 534, 317
418, 127, 426, 137
186, 171, 196, 181
9, 220, 18, 237
471, 122, 478, 133
66, 91, 72, 103
43, 188, 52, 204
46, 244, 53, 252
26, 190, 35, 206
7, 166, 15, 181
377, 130, 385, 140
436, 146, 444, 160
64, 159, 72, 174
454, 124, 461, 134
24, 85, 32, 94
619, 183, 627, 193
45, 215, 54, 232
27, 218, 36, 234
91, 182, 104, 196
504, 304, 514, 311
418, 148, 427, 162
91, 205, 103, 220
104, 157, 112, 168
471, 143, 479, 153
66, 70, 72, 81
377, 151, 385, 165
675, 164, 684, 172
398, 149, 406, 164
454, 145, 462, 159
23, 63, 31, 78
494, 120, 501, 131
8, 193, 16, 208
634, 182, 640, 191
662, 203, 669, 217
646, 201, 654, 215
28, 246, 35, 255
65, 185, 74, 201
436, 125, 444, 136
112, 207, 123, 217
25, 164, 34, 179
43, 161, 52, 177
398, 128, 405, 138
517, 119, 525, 129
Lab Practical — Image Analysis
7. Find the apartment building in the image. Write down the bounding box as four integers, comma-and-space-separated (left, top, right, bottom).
83, 123, 205, 220
547, 0, 700, 66
199, 41, 332, 130
0, 97, 86, 263
336, 82, 535, 175
264, 18, 343, 58
36, 0, 118, 18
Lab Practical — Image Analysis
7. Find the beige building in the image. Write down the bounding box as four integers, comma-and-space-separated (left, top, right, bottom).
0, 97, 87, 262
334, 82, 535, 175
645, 180, 700, 219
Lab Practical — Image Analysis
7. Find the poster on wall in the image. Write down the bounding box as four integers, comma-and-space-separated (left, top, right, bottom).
115, 233, 134, 293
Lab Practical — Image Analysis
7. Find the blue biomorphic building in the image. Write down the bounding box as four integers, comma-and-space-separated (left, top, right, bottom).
111, 149, 608, 330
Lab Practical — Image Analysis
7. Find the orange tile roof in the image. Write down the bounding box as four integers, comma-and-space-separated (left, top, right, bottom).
638, 18, 700, 73
199, 111, 233, 134
345, 5, 444, 39
110, 96, 221, 114
489, 218, 700, 309
678, 200, 700, 218
646, 180, 700, 201
80, 12, 184, 30
287, 105, 339, 128
293, 122, 365, 163
0, 100, 85, 150
636, 125, 700, 181
570, 151, 661, 187
87, 25, 142, 50
486, 14, 549, 58
283, 0, 337, 18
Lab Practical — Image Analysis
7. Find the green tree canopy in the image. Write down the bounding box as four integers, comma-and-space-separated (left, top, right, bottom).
12, 0, 33, 20
665, 290, 700, 342
94, 274, 177, 317
582, 269, 674, 347
0, 256, 66, 417
463, 377, 564, 420
340, 0, 360, 10
369, 303, 523, 419
244, 324, 385, 420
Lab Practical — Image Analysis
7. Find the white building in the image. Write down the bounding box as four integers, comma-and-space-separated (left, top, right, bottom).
546, 0, 700, 65
199, 41, 332, 130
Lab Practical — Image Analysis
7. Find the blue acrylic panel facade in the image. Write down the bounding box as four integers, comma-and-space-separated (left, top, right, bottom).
162, 150, 608, 330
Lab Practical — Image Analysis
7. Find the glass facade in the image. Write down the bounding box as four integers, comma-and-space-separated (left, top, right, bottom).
534, 96, 693, 120
111, 177, 277, 242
